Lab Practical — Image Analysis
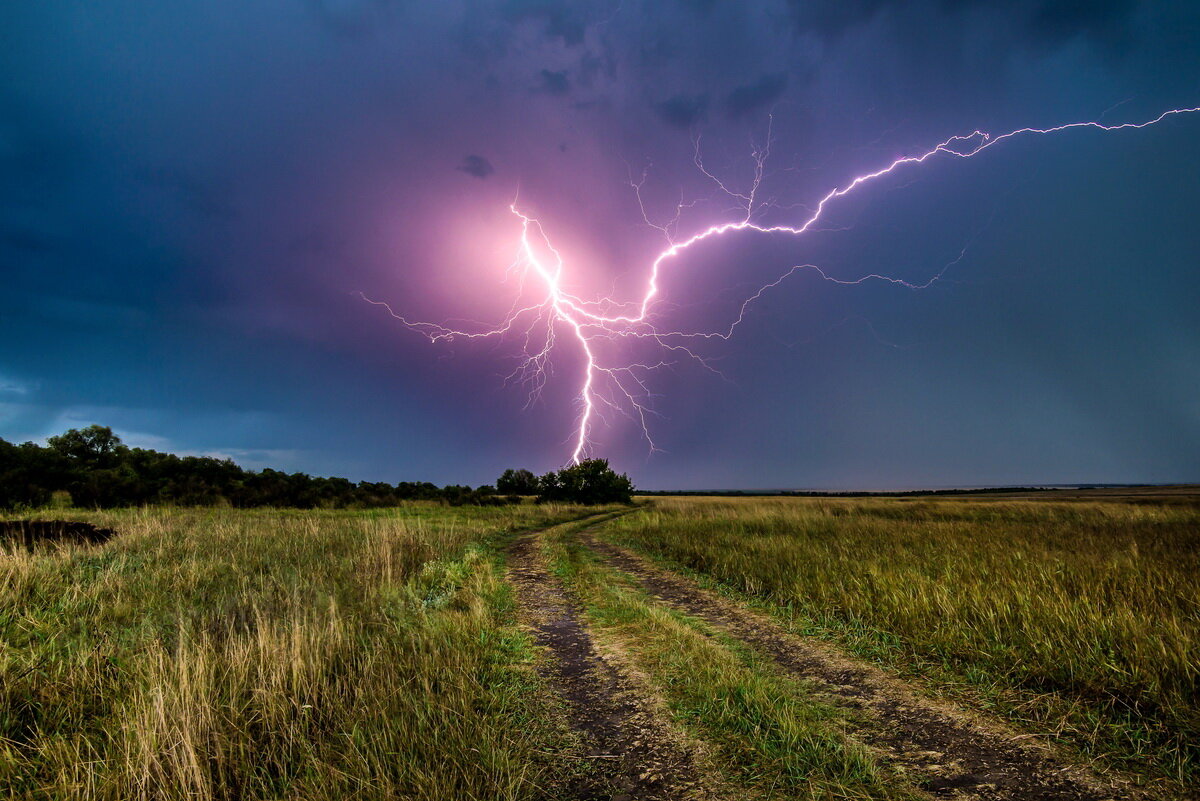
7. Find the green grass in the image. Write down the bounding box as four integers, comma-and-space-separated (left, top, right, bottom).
602, 496, 1200, 794
7, 497, 1192, 799
540, 520, 918, 800
0, 503, 606, 800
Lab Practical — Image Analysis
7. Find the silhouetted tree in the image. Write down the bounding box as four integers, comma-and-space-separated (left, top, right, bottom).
47, 425, 124, 467
537, 459, 634, 504
497, 468, 539, 495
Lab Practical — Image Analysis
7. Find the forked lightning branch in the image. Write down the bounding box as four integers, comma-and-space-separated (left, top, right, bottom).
364, 106, 1200, 464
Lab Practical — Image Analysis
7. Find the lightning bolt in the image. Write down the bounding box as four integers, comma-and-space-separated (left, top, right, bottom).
365, 106, 1200, 464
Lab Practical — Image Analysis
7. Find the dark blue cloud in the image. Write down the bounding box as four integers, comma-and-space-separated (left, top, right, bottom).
457, 154, 495, 178
2, 0, 1198, 488
655, 93, 709, 128
0, 228, 54, 253
725, 73, 787, 119
536, 68, 571, 95
788, 0, 1139, 46
304, 0, 404, 37
136, 167, 238, 221
500, 0, 591, 45
1026, 0, 1137, 47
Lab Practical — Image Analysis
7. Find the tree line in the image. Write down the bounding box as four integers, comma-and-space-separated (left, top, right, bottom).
0, 425, 509, 509
0, 425, 634, 509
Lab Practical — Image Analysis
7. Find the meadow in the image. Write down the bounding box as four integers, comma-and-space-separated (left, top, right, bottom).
0, 503, 612, 800
604, 496, 1200, 791
2, 494, 1196, 799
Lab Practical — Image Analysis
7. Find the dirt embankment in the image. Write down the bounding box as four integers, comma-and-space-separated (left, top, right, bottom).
582, 533, 1129, 801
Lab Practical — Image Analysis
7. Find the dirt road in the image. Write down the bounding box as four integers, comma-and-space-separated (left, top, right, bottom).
506, 526, 703, 800
506, 515, 1135, 800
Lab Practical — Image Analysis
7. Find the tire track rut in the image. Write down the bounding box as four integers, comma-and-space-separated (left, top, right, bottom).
582, 532, 1128, 801
506, 528, 700, 801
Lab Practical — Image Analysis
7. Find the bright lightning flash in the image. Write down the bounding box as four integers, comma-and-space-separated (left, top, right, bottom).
364, 106, 1199, 464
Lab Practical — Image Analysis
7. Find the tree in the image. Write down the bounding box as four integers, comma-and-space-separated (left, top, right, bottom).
47, 425, 124, 467
497, 468, 539, 495
536, 458, 634, 505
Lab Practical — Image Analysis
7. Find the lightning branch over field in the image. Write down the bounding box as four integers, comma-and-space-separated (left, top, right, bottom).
365, 106, 1200, 464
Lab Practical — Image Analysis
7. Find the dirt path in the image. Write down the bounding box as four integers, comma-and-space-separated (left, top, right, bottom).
581, 532, 1129, 801
506, 527, 701, 801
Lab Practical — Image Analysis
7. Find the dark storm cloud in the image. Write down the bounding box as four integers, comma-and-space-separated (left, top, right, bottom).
0, 229, 54, 253
289, 230, 346, 258
655, 93, 710, 129
304, 0, 402, 37
3, 0, 1198, 489
785, 0, 890, 40
935, 0, 1139, 44
725, 73, 788, 119
137, 168, 237, 221
536, 68, 571, 95
500, 0, 590, 45
0, 96, 86, 190
789, 0, 1139, 49
1025, 0, 1137, 47
457, 154, 495, 179
678, 0, 720, 12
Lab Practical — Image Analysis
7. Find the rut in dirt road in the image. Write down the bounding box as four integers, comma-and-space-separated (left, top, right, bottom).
582, 532, 1127, 801
506, 529, 700, 801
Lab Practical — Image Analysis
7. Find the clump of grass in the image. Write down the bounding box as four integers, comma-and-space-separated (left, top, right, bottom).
0, 503, 599, 799
541, 524, 917, 800
604, 497, 1200, 792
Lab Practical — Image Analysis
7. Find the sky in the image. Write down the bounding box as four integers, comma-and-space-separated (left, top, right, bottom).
2, 0, 1199, 490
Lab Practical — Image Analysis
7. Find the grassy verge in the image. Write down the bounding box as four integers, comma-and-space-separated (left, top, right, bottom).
539, 520, 919, 800
602, 497, 1200, 794
0, 503, 605, 800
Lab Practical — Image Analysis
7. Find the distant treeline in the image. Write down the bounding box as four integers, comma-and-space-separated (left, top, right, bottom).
637, 486, 1149, 498
0, 425, 511, 509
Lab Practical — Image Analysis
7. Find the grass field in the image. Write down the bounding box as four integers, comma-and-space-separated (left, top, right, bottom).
0, 503, 612, 800
2, 495, 1197, 799
605, 496, 1200, 791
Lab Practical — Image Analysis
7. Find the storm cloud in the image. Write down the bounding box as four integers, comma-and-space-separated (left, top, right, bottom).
655, 93, 710, 129
2, 0, 1198, 488
457, 154, 496, 179
725, 74, 788, 119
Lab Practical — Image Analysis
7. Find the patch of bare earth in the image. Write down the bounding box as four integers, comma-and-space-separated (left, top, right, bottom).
0, 520, 115, 549
506, 531, 704, 801
582, 533, 1134, 801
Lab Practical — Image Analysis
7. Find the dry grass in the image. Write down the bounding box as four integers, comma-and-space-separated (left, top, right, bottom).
605, 496, 1200, 792
7, 497, 1195, 798
0, 504, 602, 800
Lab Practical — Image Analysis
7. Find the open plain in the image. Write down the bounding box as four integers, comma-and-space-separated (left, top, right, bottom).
2, 491, 1197, 800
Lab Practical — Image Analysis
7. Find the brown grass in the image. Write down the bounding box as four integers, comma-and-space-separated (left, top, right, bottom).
605, 496, 1200, 791
0, 504, 602, 800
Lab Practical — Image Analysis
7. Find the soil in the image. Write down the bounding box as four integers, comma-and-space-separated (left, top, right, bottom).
0, 520, 115, 549
581, 532, 1132, 801
506, 528, 702, 801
